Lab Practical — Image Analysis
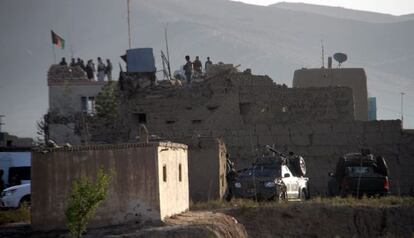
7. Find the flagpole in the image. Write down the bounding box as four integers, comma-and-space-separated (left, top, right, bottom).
52, 44, 56, 64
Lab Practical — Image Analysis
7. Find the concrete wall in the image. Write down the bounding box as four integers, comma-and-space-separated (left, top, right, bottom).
187, 138, 227, 202
157, 143, 189, 219
293, 68, 368, 121
31, 142, 189, 231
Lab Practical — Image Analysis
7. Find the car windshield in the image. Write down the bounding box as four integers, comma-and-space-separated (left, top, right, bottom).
252, 165, 281, 177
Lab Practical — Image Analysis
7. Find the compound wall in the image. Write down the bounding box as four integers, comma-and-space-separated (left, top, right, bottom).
31, 142, 189, 231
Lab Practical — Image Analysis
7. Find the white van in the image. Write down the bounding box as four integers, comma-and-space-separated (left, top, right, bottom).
0, 150, 31, 187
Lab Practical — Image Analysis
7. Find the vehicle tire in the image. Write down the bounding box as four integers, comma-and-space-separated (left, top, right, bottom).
376, 156, 388, 176
290, 156, 306, 176
299, 188, 307, 201
19, 195, 31, 208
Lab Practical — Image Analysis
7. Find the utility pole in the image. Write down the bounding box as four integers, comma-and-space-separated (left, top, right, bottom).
401, 92, 405, 128
127, 0, 132, 49
321, 40, 325, 68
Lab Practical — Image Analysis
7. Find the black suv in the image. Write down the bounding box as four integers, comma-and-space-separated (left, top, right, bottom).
328, 150, 389, 197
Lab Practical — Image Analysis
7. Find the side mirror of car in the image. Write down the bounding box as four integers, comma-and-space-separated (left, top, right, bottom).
284, 173, 290, 178
328, 172, 334, 177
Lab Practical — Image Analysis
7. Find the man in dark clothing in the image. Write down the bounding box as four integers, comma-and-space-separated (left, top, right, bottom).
76, 58, 86, 71
225, 154, 237, 201
70, 58, 76, 67
59, 57, 67, 66
183, 55, 192, 84
85, 60, 94, 80
106, 59, 113, 81
193, 56, 202, 75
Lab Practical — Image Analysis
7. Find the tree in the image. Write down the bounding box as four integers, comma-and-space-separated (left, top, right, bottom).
65, 169, 113, 238
94, 81, 119, 121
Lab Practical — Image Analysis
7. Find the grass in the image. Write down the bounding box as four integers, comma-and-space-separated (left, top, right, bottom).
191, 196, 414, 211
0, 205, 30, 225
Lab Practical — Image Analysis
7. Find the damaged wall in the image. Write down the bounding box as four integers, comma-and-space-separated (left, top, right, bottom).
120, 71, 414, 195
31, 142, 189, 231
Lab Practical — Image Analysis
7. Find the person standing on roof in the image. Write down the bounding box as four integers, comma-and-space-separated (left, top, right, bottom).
97, 57, 106, 81
205, 56, 212, 73
193, 56, 202, 76
183, 55, 193, 84
85, 60, 95, 80
70, 58, 76, 67
59, 57, 67, 66
105, 59, 113, 81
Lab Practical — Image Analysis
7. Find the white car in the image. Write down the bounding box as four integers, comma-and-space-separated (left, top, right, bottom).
0, 183, 31, 208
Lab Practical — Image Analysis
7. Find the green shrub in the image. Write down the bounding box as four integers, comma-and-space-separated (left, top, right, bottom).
65, 169, 113, 238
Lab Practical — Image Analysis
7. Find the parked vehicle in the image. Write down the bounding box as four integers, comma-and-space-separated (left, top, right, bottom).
0, 183, 31, 208
0, 150, 31, 187
327, 150, 389, 197
230, 146, 310, 201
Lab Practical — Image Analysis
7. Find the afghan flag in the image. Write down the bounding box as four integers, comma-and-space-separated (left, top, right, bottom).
51, 30, 65, 49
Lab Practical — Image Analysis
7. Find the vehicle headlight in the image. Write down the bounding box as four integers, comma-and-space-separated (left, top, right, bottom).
264, 181, 276, 188
234, 182, 242, 188
3, 189, 17, 197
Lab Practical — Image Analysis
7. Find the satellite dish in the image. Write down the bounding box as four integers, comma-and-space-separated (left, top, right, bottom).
333, 53, 347, 68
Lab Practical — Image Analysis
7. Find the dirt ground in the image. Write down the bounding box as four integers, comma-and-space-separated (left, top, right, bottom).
0, 211, 246, 238
225, 203, 414, 238
1, 201, 413, 238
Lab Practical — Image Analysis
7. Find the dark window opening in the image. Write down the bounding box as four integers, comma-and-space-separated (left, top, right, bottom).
6, 140, 12, 147
185, 106, 192, 110
192, 120, 202, 124
8, 166, 30, 186
179, 164, 182, 182
133, 113, 147, 124
239, 103, 251, 115
163, 165, 167, 182
81, 96, 96, 115
166, 120, 176, 124
207, 105, 219, 111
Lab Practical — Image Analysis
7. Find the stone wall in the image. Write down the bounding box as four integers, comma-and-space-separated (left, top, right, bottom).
120, 73, 413, 196
31, 142, 189, 231
188, 138, 227, 202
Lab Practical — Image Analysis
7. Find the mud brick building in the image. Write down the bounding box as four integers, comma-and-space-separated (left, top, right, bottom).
46, 62, 414, 196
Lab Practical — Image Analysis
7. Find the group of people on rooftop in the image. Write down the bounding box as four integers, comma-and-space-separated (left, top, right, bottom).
183, 55, 213, 84
59, 57, 113, 81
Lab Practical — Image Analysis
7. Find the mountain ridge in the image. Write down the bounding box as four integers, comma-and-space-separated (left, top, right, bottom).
0, 0, 413, 137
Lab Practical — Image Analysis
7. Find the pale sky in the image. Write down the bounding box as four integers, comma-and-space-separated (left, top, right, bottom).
234, 0, 414, 15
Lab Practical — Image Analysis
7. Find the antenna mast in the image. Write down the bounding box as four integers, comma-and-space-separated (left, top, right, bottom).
164, 24, 172, 79
321, 40, 325, 68
127, 0, 132, 49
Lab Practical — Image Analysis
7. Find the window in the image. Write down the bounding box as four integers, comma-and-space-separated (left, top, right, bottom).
192, 120, 202, 124
239, 103, 251, 115
166, 120, 176, 124
81, 96, 95, 115
137, 113, 147, 124
163, 165, 167, 182
179, 164, 182, 182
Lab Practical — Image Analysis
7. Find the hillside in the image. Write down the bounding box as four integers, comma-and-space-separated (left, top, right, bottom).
0, 0, 413, 137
